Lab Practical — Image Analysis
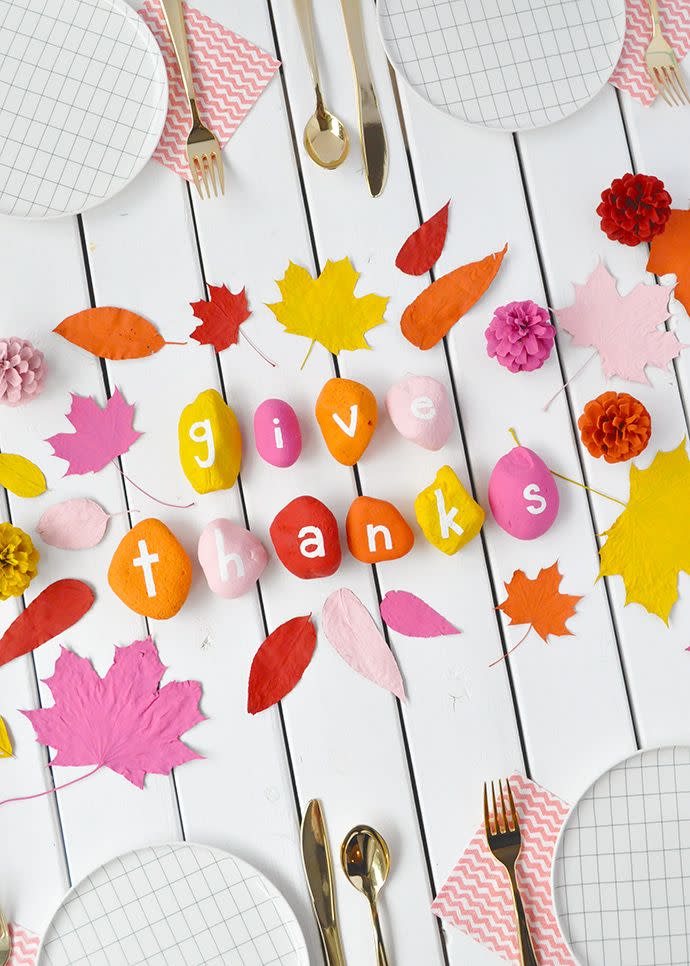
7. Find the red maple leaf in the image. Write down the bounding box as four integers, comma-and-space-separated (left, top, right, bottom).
189, 284, 275, 365
46, 388, 141, 475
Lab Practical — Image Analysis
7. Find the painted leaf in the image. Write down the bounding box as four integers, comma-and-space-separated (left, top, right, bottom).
21, 637, 204, 788
322, 588, 406, 699
0, 453, 46, 498
380, 590, 459, 638
396, 200, 450, 276
37, 499, 110, 549
54, 307, 167, 360
647, 209, 690, 314
401, 243, 508, 349
267, 259, 388, 363
46, 388, 141, 475
247, 615, 316, 714
0, 716, 12, 758
554, 262, 682, 383
190, 284, 251, 352
599, 440, 690, 623
499, 563, 581, 643
0, 579, 95, 668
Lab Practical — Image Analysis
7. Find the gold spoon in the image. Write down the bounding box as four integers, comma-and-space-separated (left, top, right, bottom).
341, 825, 391, 966
292, 0, 349, 169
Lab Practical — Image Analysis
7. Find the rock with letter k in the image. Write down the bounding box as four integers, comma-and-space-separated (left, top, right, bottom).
415, 465, 485, 554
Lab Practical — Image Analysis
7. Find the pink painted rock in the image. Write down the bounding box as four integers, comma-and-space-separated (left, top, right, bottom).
254, 398, 302, 468
488, 446, 559, 540
198, 519, 268, 598
385, 375, 452, 451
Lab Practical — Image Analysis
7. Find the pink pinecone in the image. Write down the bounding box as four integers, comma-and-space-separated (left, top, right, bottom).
0, 338, 47, 406
485, 301, 554, 373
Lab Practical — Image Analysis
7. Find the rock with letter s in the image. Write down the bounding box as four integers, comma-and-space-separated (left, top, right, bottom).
488, 446, 559, 540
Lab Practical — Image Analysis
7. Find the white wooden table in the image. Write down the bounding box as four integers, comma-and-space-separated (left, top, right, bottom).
1, 2, 689, 964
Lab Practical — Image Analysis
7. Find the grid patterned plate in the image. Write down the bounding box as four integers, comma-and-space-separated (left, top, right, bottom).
377, 0, 626, 131
553, 746, 690, 966
0, 0, 168, 219
37, 842, 309, 966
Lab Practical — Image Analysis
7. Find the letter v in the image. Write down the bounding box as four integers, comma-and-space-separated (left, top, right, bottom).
332, 404, 358, 438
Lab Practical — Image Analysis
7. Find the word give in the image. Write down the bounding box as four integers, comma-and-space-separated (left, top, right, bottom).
488, 445, 559, 540
108, 518, 192, 618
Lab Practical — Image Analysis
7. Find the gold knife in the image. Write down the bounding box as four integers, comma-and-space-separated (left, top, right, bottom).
301, 800, 347, 966
338, 0, 388, 197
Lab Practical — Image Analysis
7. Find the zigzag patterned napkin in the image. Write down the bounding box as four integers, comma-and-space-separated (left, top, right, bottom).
8, 924, 40, 965
610, 0, 690, 105
432, 774, 574, 964
139, 1, 280, 180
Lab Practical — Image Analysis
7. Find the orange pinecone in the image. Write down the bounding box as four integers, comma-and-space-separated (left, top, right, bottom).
578, 391, 651, 463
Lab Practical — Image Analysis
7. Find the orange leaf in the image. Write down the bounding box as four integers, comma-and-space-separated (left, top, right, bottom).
498, 562, 582, 643
54, 307, 167, 360
647, 209, 690, 315
401, 242, 507, 350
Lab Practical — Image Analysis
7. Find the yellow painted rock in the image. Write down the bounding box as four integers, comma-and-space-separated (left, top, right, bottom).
315, 378, 377, 466
178, 388, 242, 493
414, 465, 485, 555
108, 518, 192, 619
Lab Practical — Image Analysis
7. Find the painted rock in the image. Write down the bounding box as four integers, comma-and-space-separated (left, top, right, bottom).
198, 518, 268, 598
178, 388, 242, 494
385, 375, 452, 451
346, 496, 414, 563
270, 496, 341, 579
253, 398, 302, 468
108, 518, 191, 619
315, 378, 377, 466
415, 465, 485, 555
488, 446, 559, 540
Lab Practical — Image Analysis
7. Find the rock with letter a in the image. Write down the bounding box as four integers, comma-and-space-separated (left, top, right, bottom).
178, 388, 242, 493
488, 446, 559, 540
415, 465, 485, 555
270, 495, 341, 578
315, 377, 378, 465
253, 398, 302, 468
385, 374, 453, 451
198, 519, 268, 598
346, 496, 414, 563
108, 518, 191, 619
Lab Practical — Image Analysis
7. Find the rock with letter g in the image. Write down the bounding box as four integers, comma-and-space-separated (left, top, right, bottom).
178, 388, 242, 493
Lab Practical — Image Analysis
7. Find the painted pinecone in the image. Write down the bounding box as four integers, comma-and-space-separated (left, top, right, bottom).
578, 391, 651, 464
0, 337, 47, 407
0, 523, 40, 600
597, 173, 671, 246
485, 300, 555, 373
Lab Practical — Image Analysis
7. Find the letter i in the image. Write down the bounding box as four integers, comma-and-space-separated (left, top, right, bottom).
273, 418, 284, 451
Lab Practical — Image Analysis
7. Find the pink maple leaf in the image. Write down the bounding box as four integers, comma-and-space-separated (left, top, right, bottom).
22, 637, 204, 789
46, 388, 142, 475
554, 262, 683, 384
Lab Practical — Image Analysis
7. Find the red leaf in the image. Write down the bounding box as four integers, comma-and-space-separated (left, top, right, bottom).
190, 284, 251, 352
247, 615, 316, 714
395, 201, 450, 276
0, 579, 94, 668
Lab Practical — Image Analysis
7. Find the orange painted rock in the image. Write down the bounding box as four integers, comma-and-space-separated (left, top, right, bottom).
346, 496, 414, 563
108, 518, 192, 619
315, 377, 377, 465
270, 496, 341, 579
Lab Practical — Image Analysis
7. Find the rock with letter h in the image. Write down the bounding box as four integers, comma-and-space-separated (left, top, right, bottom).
178, 388, 242, 493
415, 465, 485, 555
270, 495, 341, 578
488, 445, 559, 540
198, 519, 268, 598
108, 518, 192, 619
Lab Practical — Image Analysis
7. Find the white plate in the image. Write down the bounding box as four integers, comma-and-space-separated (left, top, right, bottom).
0, 0, 168, 218
37, 842, 309, 966
377, 0, 626, 132
553, 746, 690, 966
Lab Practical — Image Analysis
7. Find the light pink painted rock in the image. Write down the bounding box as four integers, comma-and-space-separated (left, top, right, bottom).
253, 398, 302, 468
488, 446, 559, 540
198, 519, 268, 598
385, 375, 452, 451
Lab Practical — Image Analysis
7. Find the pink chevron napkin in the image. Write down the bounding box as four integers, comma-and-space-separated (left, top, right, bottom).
432, 774, 574, 964
8, 924, 40, 965
139, 1, 280, 180
610, 0, 690, 105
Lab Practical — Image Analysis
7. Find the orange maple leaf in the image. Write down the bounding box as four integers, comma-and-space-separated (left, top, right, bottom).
647, 209, 690, 316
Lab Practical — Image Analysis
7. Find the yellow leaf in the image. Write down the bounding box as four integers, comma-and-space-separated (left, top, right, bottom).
0, 453, 47, 498
267, 259, 388, 366
0, 716, 12, 758
599, 439, 690, 623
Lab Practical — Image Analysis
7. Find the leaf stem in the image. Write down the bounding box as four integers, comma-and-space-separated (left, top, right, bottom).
239, 329, 276, 367
164, 341, 188, 346
112, 464, 195, 509
0, 764, 102, 808
300, 339, 316, 370
489, 626, 532, 667
508, 427, 521, 447
543, 350, 598, 411
549, 469, 627, 507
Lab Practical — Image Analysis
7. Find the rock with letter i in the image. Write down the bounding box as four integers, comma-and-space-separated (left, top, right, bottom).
198, 519, 268, 598
415, 465, 485, 554
178, 388, 242, 493
270, 496, 342, 578
488, 443, 559, 540
108, 518, 192, 618
253, 398, 302, 468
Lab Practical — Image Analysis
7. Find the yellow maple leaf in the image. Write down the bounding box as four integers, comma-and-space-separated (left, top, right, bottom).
0, 715, 13, 758
267, 258, 388, 367
599, 439, 690, 623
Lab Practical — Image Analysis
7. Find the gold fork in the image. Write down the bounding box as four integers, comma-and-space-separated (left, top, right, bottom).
644, 0, 690, 106
484, 780, 538, 966
159, 0, 225, 197
0, 904, 11, 966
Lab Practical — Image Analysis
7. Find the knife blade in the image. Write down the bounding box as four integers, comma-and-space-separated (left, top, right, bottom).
301, 800, 347, 966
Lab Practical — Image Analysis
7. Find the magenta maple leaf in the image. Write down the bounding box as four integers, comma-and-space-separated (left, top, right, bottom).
22, 637, 204, 789
554, 262, 684, 383
46, 388, 141, 475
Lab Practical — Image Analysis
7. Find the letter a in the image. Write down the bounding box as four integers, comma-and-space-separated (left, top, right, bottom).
298, 526, 326, 558
435, 488, 464, 539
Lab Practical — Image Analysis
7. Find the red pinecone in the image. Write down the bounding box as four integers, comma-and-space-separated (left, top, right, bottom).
597, 172, 671, 246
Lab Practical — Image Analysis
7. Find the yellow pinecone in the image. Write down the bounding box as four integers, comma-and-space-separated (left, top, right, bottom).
0, 522, 39, 600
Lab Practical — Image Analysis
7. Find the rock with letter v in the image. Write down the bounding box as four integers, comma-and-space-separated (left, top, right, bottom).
315, 377, 378, 465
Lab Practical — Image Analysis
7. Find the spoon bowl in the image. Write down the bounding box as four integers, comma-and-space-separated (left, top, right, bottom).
341, 825, 391, 965
304, 110, 349, 169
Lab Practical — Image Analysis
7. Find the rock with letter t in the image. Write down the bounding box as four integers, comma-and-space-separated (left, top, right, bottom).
315, 377, 377, 465
108, 518, 192, 618
198, 519, 268, 598
488, 446, 559, 540
270, 495, 341, 578
415, 465, 485, 554
178, 388, 242, 493
346, 496, 414, 563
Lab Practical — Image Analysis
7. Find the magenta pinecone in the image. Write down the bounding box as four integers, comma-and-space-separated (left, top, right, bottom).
0, 338, 47, 406
485, 301, 554, 373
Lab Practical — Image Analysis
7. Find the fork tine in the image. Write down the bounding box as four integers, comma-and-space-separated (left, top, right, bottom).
652, 67, 676, 106
660, 67, 681, 105
675, 67, 690, 104
668, 66, 689, 105
484, 782, 493, 836
506, 779, 519, 831
499, 780, 514, 831
207, 153, 218, 198
189, 157, 203, 198
212, 150, 225, 196
492, 781, 505, 833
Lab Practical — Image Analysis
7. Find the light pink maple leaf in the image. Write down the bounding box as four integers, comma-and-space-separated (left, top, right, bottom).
22, 637, 204, 789
46, 388, 142, 475
554, 262, 683, 384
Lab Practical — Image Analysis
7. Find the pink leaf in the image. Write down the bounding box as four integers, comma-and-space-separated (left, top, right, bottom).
321, 589, 406, 699
46, 388, 142, 476
21, 637, 204, 789
37, 498, 110, 549
380, 590, 460, 638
